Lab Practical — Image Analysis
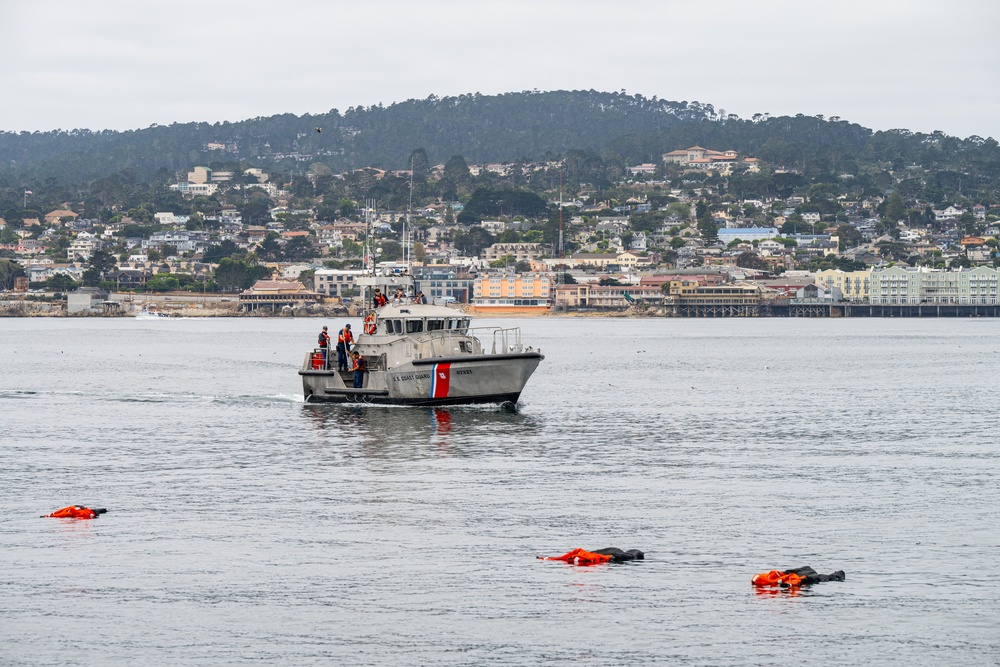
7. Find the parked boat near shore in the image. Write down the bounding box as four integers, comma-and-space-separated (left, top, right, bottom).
135, 308, 177, 320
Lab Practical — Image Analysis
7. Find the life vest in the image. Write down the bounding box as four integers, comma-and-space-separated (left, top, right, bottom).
343, 328, 354, 345
539, 548, 613, 565
318, 331, 330, 347
45, 505, 103, 520
751, 570, 806, 587
364, 313, 377, 335
374, 293, 388, 308
354, 355, 367, 371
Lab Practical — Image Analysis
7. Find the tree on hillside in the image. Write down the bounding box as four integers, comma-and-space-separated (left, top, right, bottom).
736, 251, 768, 270
256, 232, 282, 261
0, 258, 25, 290
409, 148, 430, 182
439, 155, 472, 199
202, 240, 240, 263
882, 191, 906, 223
214, 256, 271, 292
696, 200, 718, 243
239, 193, 273, 226
86, 249, 118, 277
452, 226, 494, 257
284, 235, 316, 261
42, 274, 79, 291
460, 188, 548, 220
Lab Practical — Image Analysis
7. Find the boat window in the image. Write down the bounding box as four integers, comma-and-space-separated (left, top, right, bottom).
461, 318, 471, 331
427, 319, 445, 331
405, 319, 423, 334
447, 319, 459, 330
391, 319, 402, 335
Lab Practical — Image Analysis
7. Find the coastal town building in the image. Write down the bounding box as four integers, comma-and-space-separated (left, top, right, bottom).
717, 227, 779, 244
188, 166, 233, 184
313, 268, 366, 298
661, 146, 760, 172
238, 280, 321, 312
44, 209, 78, 225
869, 266, 1000, 305
413, 267, 475, 304
554, 283, 663, 309
813, 269, 872, 302
472, 272, 552, 308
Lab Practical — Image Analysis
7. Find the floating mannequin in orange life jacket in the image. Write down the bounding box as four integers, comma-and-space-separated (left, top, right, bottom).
539, 547, 644, 565
752, 566, 845, 587
43, 505, 108, 520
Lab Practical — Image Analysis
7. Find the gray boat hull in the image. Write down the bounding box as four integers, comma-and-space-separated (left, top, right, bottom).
300, 353, 543, 406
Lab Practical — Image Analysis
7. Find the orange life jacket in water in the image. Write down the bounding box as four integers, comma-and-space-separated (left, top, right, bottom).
45, 505, 100, 520
540, 548, 613, 565
751, 570, 806, 587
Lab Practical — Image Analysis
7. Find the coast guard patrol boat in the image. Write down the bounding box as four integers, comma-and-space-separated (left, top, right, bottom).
299, 274, 543, 405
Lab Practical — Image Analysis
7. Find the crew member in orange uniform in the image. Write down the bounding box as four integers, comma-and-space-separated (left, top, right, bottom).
336, 324, 353, 371
352, 351, 367, 388
317, 326, 331, 366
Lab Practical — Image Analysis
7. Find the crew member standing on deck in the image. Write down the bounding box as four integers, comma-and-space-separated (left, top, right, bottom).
317, 326, 331, 366
351, 350, 367, 388
372, 289, 388, 309
336, 323, 354, 371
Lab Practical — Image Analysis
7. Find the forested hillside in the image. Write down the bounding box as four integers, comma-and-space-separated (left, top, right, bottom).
2, 90, 998, 186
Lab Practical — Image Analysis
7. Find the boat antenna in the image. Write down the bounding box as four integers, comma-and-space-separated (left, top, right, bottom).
558, 167, 564, 259
407, 155, 414, 270
366, 198, 376, 276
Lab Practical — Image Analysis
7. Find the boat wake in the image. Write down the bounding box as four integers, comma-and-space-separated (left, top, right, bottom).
0, 388, 304, 406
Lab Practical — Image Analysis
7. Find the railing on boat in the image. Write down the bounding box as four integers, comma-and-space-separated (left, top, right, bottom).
304, 350, 387, 371
409, 326, 524, 356
305, 326, 530, 369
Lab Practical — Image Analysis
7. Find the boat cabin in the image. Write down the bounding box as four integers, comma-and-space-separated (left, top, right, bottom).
374, 304, 471, 337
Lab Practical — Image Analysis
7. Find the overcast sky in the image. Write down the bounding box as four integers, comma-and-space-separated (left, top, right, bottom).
2, 0, 997, 138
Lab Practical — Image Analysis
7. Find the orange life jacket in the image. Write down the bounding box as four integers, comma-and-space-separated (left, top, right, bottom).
318, 331, 330, 347
374, 293, 388, 307
45, 505, 99, 520
353, 355, 367, 371
751, 570, 806, 587
343, 329, 354, 345
540, 548, 613, 565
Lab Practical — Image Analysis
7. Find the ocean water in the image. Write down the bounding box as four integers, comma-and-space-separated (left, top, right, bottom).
2, 316, 999, 665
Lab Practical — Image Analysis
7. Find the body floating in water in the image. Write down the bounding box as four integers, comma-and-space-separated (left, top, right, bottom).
42, 506, 108, 520
752, 566, 845, 588
539, 547, 644, 565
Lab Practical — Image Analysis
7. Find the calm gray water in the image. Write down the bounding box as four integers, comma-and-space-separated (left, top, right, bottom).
2, 316, 999, 665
